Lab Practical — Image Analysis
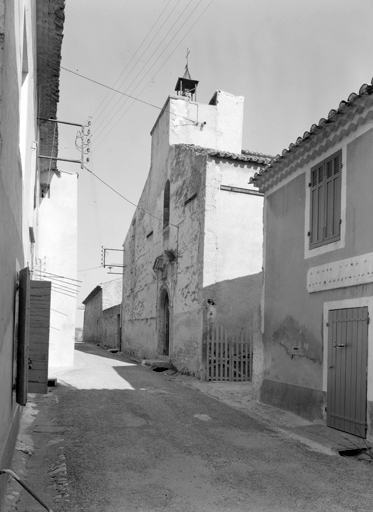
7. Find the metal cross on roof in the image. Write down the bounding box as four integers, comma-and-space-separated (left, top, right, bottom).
183, 48, 191, 79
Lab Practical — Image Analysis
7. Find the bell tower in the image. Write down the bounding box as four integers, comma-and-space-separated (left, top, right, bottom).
174, 53, 199, 101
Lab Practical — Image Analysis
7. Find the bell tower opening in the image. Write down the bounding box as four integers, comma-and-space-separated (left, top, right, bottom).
174, 52, 199, 101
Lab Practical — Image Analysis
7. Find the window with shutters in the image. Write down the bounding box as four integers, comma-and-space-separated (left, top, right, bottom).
309, 150, 342, 248
163, 180, 170, 228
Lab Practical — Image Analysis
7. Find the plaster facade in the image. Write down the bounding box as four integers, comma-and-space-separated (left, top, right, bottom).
38, 173, 77, 369
252, 81, 373, 437
122, 89, 269, 376
0, 0, 69, 506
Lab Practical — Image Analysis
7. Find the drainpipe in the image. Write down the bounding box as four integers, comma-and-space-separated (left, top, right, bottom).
0, 469, 53, 512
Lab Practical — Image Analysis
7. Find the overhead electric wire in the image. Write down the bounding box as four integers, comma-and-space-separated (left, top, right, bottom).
34, 274, 81, 288
93, 0, 200, 146
83, 166, 178, 229
35, 269, 82, 283
61, 67, 197, 128
52, 288, 78, 299
61, 66, 184, 117
92, 0, 189, 140
92, 0, 177, 124
77, 266, 102, 272
51, 284, 79, 296
34, 275, 80, 294
91, 0, 213, 153
51, 308, 68, 316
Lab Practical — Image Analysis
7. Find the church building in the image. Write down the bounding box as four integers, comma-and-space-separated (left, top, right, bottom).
121, 69, 271, 376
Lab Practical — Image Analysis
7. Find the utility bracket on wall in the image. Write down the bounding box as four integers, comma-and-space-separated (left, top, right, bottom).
101, 247, 124, 275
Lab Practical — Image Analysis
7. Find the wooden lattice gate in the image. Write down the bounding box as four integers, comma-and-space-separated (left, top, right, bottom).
203, 326, 252, 381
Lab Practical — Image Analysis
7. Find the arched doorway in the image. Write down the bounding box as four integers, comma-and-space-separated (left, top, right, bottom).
158, 288, 170, 356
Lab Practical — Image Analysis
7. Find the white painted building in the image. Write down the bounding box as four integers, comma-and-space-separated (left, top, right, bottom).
0, 0, 76, 506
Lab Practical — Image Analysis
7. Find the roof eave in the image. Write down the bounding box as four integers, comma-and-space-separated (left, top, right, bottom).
251, 80, 373, 192
36, 0, 65, 177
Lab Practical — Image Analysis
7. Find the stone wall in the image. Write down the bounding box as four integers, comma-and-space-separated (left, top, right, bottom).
99, 305, 121, 349
83, 289, 102, 345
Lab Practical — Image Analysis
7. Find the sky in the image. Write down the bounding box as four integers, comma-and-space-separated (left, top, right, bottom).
56, 0, 373, 327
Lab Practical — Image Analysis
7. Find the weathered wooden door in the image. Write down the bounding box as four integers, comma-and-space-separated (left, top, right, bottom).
327, 307, 369, 437
28, 281, 51, 394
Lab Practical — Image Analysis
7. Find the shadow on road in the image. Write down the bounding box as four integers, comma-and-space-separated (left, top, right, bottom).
52, 342, 140, 391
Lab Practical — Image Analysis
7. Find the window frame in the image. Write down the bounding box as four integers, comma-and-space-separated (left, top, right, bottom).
163, 180, 170, 229
309, 150, 342, 249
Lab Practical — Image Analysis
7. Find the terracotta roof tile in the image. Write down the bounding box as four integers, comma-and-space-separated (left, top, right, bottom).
178, 144, 273, 166
37, 0, 65, 175
251, 78, 373, 191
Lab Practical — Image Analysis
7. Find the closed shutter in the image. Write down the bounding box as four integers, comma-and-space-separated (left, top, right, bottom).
28, 281, 51, 394
16, 267, 30, 406
309, 150, 341, 248
310, 164, 325, 246
325, 152, 341, 242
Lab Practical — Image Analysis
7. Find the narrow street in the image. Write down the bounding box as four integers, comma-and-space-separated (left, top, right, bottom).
13, 342, 373, 512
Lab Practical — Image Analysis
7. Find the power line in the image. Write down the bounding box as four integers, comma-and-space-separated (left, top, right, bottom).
60, 66, 198, 149
61, 67, 177, 116
91, 0, 213, 153
83, 166, 178, 229
92, 0, 173, 120
93, 0, 201, 147
92, 0, 179, 127
92, 0, 191, 142
77, 266, 103, 272
35, 269, 82, 283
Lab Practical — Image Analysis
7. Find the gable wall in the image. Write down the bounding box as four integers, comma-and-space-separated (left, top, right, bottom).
83, 289, 103, 345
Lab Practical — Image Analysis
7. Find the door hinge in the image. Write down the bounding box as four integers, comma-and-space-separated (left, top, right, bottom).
368, 316, 370, 325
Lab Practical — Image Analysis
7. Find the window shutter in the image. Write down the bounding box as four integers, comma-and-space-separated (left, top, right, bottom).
325, 152, 341, 241
310, 164, 325, 246
16, 267, 30, 406
309, 150, 341, 249
333, 153, 341, 237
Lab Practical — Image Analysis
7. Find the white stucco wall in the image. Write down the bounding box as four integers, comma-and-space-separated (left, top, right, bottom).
150, 91, 244, 172
204, 159, 263, 287
202, 158, 263, 334
38, 173, 78, 370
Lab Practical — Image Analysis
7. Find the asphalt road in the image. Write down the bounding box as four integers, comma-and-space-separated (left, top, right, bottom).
13, 342, 373, 512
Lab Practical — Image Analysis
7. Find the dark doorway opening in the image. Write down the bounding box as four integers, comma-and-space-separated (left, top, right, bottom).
159, 289, 170, 356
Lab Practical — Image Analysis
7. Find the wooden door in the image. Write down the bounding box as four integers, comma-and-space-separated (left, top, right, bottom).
327, 307, 369, 437
28, 281, 51, 394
